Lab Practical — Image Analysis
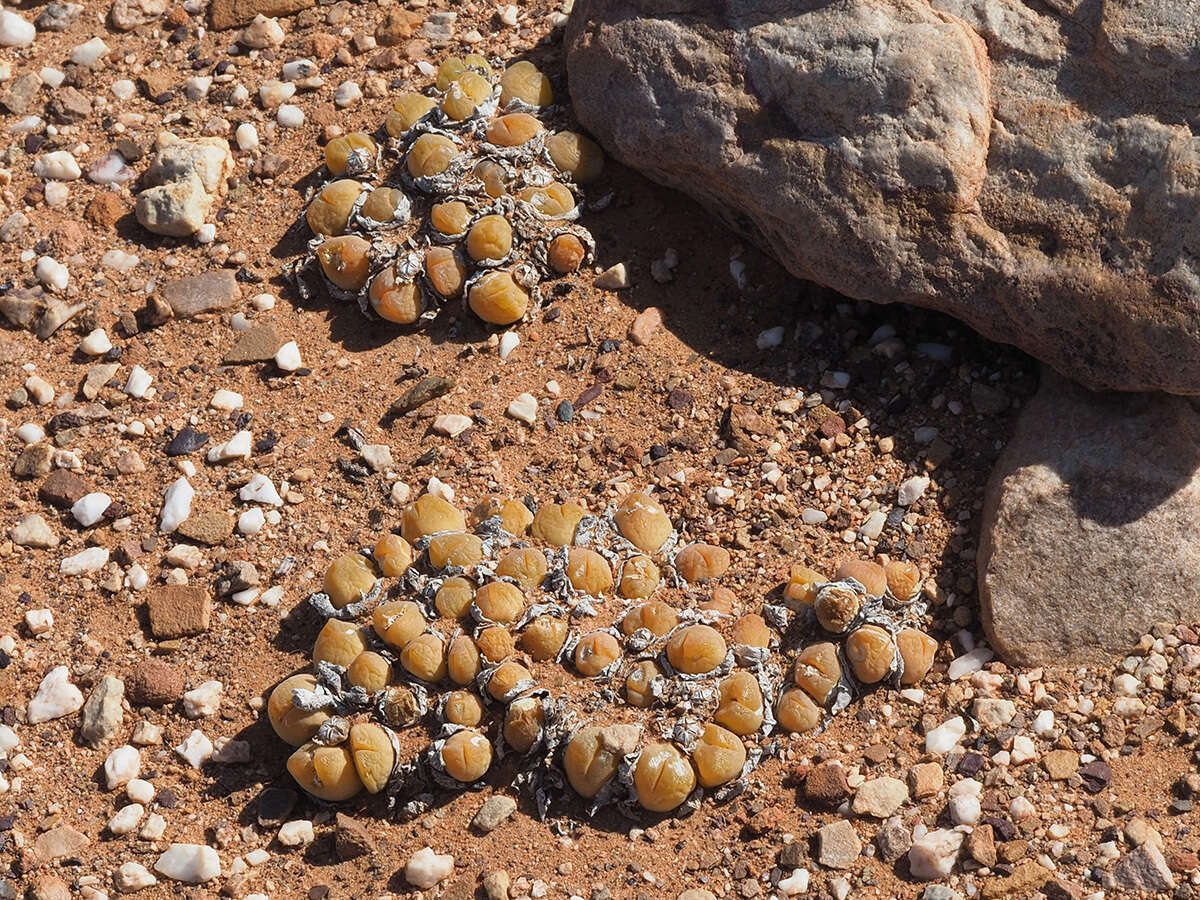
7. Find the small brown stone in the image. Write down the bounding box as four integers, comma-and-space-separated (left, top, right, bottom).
146, 584, 211, 638
334, 812, 375, 860
983, 860, 1051, 900
1042, 879, 1083, 900
1168, 851, 1200, 873
176, 509, 234, 546
998, 839, 1028, 863
28, 873, 72, 900
48, 222, 85, 256
628, 306, 663, 346
967, 823, 997, 867
224, 323, 282, 363
127, 658, 186, 706
159, 270, 241, 320
32, 825, 89, 864
1042, 748, 1079, 780
804, 760, 850, 807
14, 443, 55, 479
375, 7, 422, 44
210, 0, 314, 29
907, 761, 943, 799
307, 32, 340, 58
39, 469, 91, 507
85, 193, 128, 229
390, 375, 455, 415
138, 69, 174, 99
1100, 715, 1127, 748
724, 404, 775, 453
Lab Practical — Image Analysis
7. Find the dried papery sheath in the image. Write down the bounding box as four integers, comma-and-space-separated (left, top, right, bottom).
734, 643, 772, 670
379, 684, 429, 728
763, 604, 791, 633
479, 128, 546, 166
353, 183, 412, 231
503, 97, 550, 116
308, 577, 383, 621
314, 716, 351, 746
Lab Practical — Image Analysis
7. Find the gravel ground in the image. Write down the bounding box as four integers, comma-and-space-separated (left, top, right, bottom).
0, 2, 1196, 900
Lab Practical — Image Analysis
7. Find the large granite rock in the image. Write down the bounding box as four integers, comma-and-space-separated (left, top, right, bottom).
978, 371, 1200, 666
565, 0, 1200, 394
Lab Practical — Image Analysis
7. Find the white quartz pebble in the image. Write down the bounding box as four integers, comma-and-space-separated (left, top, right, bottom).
154, 844, 221, 883
104, 745, 140, 789
24, 608, 53, 635
756, 326, 785, 349
238, 507, 265, 535
27, 665, 84, 723
71, 492, 112, 527
0, 10, 35, 47
405, 847, 454, 889
160, 477, 194, 532
506, 393, 538, 425
276, 104, 304, 128
274, 341, 302, 371
183, 681, 223, 718
139, 813, 166, 841
175, 730, 214, 769
947, 646, 994, 680
907, 829, 964, 880
235, 122, 259, 151
125, 365, 152, 398
433, 414, 473, 438
924, 717, 966, 755
79, 328, 113, 356
60, 546, 109, 575
947, 778, 982, 825
36, 255, 68, 291
898, 475, 930, 506
15, 423, 44, 444
207, 430, 252, 464
116, 861, 157, 891
210, 388, 244, 410
281, 59, 316, 80
278, 820, 314, 847
70, 37, 109, 66
127, 778, 155, 804
1033, 709, 1056, 737
498, 331, 519, 360
103, 248, 140, 272
334, 80, 362, 107
258, 79, 295, 107
239, 474, 283, 506
778, 869, 810, 896
108, 803, 145, 835
34, 150, 80, 180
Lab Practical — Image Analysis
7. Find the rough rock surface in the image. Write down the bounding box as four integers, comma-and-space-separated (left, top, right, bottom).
135, 135, 233, 237
979, 371, 1200, 665
210, 0, 314, 30
565, 0, 1200, 394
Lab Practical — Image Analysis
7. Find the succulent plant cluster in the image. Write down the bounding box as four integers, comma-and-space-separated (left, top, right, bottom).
293, 54, 603, 328
266, 490, 937, 817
